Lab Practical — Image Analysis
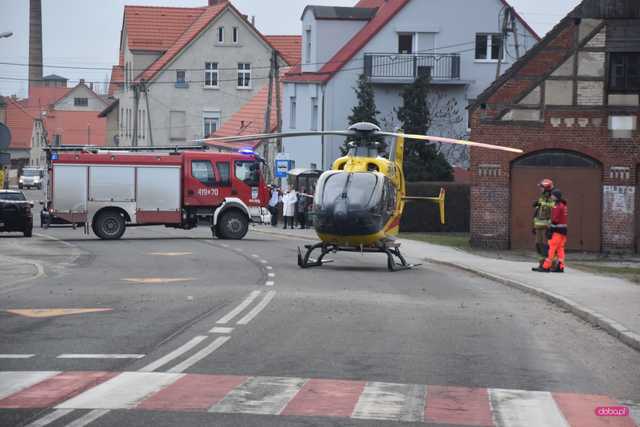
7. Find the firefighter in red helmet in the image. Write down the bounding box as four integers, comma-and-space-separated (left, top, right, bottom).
533, 189, 568, 273
532, 179, 555, 268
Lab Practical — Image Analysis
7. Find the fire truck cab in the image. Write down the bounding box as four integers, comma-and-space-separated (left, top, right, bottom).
47, 150, 268, 240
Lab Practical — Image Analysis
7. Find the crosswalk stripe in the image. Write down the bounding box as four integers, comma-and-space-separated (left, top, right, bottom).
56, 372, 184, 410
0, 372, 116, 409
491, 389, 570, 427
0, 372, 59, 401
352, 381, 426, 423
210, 376, 307, 415
137, 374, 248, 412
425, 385, 493, 426
282, 378, 366, 418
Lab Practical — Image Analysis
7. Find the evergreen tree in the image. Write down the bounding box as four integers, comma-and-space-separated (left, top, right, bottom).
396, 73, 453, 182
341, 74, 382, 155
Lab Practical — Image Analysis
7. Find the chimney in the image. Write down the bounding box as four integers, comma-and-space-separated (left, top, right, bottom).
208, 0, 220, 5
79, 78, 85, 85
251, 16, 256, 26
29, 0, 43, 93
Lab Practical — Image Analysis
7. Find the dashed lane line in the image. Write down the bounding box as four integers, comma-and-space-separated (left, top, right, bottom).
268, 273, 275, 278
138, 336, 208, 373
216, 290, 261, 325
265, 281, 275, 287
210, 327, 234, 334
236, 291, 276, 326
166, 336, 231, 373
24, 409, 74, 427
57, 354, 145, 359
0, 354, 35, 359
64, 409, 111, 427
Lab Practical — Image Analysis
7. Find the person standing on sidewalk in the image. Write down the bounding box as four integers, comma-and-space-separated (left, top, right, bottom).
532, 179, 555, 268
533, 189, 568, 273
268, 185, 281, 227
282, 189, 297, 230
296, 187, 309, 229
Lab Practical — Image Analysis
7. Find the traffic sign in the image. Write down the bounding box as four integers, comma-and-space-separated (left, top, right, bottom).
275, 159, 293, 178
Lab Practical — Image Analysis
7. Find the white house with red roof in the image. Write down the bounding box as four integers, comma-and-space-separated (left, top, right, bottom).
282, 0, 539, 169
108, 0, 300, 148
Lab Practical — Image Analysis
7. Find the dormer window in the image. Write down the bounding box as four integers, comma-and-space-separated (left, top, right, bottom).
74, 97, 88, 107
217, 27, 224, 43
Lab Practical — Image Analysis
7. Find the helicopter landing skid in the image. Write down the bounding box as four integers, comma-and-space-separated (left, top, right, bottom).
297, 242, 418, 272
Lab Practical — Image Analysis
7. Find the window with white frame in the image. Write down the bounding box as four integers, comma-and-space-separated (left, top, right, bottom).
203, 111, 221, 138
310, 97, 319, 131
475, 33, 504, 61
217, 27, 224, 43
237, 63, 251, 88
289, 97, 297, 129
233, 27, 239, 44
176, 70, 187, 88
205, 62, 219, 88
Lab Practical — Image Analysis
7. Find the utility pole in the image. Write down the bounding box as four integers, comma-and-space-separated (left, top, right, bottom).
132, 84, 140, 147
142, 80, 154, 146
274, 50, 282, 153
510, 9, 521, 60
263, 50, 276, 183
496, 6, 510, 80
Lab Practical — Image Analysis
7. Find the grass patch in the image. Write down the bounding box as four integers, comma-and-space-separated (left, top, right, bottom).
399, 232, 470, 249
572, 263, 640, 284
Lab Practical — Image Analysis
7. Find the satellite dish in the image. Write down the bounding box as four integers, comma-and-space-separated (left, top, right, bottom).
0, 123, 11, 151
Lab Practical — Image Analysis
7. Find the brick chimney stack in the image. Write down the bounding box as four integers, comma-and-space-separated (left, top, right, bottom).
29, 0, 43, 93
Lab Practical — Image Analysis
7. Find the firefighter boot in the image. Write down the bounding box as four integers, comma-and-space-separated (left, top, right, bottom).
532, 266, 550, 273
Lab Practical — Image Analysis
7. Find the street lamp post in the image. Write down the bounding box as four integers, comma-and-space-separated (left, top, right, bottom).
0, 32, 13, 39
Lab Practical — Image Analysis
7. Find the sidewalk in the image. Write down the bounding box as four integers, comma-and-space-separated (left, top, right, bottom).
252, 225, 640, 352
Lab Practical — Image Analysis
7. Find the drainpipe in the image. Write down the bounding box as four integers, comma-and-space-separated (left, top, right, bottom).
320, 84, 326, 170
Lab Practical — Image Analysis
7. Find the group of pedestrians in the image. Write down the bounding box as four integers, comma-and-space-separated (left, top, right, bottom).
531, 179, 569, 273
267, 185, 312, 229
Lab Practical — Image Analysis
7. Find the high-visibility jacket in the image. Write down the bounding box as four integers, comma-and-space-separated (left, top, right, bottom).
533, 194, 554, 228
550, 201, 568, 236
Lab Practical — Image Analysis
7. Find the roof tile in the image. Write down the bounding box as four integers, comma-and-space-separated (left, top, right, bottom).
265, 35, 302, 66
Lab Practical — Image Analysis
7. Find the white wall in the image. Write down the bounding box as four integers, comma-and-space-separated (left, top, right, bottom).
118, 8, 284, 146
54, 85, 107, 112
285, 0, 537, 168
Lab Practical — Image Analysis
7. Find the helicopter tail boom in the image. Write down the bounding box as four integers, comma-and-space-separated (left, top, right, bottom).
403, 188, 446, 225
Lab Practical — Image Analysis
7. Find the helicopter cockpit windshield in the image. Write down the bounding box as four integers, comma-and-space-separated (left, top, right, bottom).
314, 171, 389, 236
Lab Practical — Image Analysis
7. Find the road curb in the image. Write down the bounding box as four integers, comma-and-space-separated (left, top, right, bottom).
425, 258, 640, 353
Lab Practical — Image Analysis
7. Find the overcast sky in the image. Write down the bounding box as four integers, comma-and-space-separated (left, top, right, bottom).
0, 0, 580, 97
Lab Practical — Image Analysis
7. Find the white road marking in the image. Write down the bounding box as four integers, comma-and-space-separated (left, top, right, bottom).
265, 281, 275, 287
139, 336, 207, 372
57, 354, 145, 359
216, 290, 261, 324
352, 381, 426, 422
251, 254, 259, 258
167, 336, 230, 373
56, 372, 184, 410
236, 291, 276, 325
260, 260, 268, 264
0, 371, 59, 400
221, 244, 229, 248
268, 273, 275, 278
0, 354, 35, 359
64, 409, 111, 427
266, 266, 273, 270
24, 409, 74, 427
210, 376, 307, 415
210, 327, 234, 334
490, 389, 570, 427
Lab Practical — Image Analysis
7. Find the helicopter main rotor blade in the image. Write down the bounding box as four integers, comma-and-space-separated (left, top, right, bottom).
195, 131, 355, 144
377, 132, 523, 154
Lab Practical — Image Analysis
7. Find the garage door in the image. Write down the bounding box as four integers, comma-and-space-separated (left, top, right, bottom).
511, 151, 602, 251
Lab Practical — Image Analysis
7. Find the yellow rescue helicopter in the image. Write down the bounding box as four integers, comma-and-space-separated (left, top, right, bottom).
202, 122, 522, 271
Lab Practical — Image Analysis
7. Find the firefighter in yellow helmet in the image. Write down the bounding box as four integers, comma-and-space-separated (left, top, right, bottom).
532, 179, 555, 268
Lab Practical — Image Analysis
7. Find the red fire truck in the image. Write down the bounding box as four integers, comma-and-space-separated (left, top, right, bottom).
44, 150, 269, 240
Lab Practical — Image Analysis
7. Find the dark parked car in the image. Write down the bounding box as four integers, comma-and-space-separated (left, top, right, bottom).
0, 190, 33, 237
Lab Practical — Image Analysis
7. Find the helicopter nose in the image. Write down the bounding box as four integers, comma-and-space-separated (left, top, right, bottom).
333, 200, 348, 221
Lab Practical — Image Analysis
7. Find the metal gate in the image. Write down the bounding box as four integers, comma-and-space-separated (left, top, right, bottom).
510, 151, 602, 251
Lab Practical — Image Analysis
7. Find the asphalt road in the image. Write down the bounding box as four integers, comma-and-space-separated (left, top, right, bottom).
0, 195, 639, 426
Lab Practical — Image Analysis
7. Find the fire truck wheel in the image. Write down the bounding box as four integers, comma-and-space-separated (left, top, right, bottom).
217, 210, 249, 240
94, 210, 126, 240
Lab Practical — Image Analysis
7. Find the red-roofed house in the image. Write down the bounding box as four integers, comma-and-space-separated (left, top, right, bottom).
282, 0, 539, 170
108, 0, 300, 148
